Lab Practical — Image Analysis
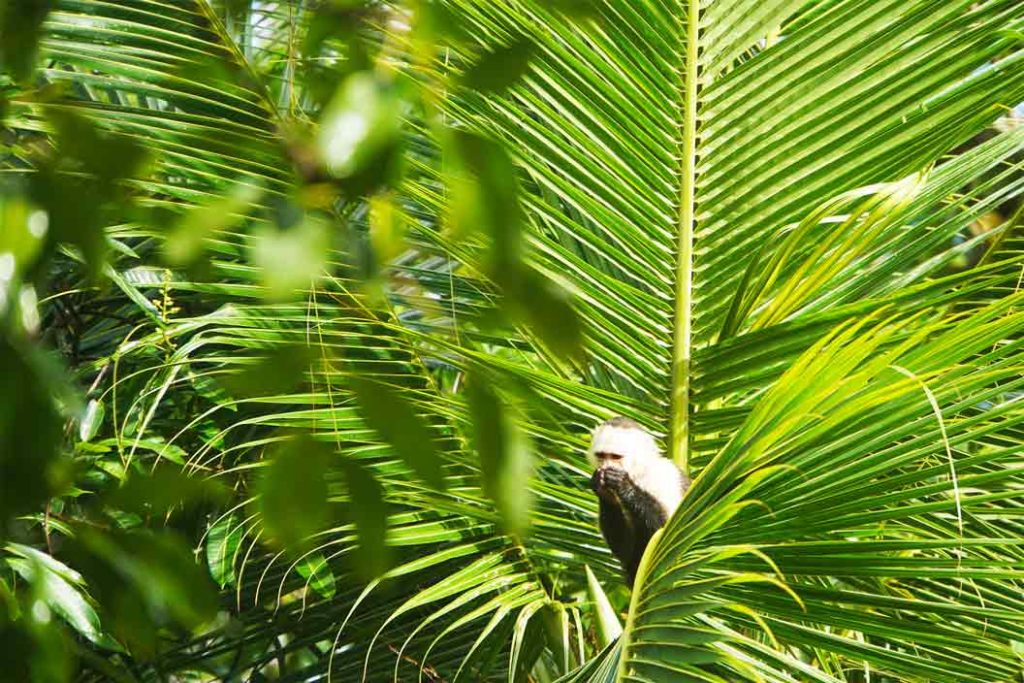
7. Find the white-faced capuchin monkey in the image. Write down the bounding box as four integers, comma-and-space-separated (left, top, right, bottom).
589, 417, 690, 587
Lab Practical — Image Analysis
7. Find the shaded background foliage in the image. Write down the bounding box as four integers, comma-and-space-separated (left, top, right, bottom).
0, 0, 1022, 682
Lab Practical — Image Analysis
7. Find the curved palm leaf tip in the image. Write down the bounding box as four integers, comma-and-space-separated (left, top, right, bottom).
5, 0, 1024, 681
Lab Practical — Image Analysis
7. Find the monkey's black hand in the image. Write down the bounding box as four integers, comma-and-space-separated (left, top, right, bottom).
591, 467, 631, 501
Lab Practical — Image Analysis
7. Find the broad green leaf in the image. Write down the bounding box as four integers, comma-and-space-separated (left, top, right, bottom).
295, 551, 337, 599
78, 399, 104, 443
6, 544, 116, 649
205, 514, 245, 589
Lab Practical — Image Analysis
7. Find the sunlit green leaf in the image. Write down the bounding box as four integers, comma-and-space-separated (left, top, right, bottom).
78, 399, 104, 443
585, 565, 622, 647
6, 544, 117, 649
295, 551, 337, 599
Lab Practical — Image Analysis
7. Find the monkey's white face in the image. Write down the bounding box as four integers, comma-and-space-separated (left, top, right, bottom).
589, 419, 685, 517
593, 450, 627, 471
588, 422, 660, 479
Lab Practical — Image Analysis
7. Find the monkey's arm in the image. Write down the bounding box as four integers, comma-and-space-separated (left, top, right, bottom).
616, 480, 670, 584
592, 468, 669, 586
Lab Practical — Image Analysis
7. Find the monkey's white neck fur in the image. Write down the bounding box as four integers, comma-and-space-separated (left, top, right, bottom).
589, 423, 685, 517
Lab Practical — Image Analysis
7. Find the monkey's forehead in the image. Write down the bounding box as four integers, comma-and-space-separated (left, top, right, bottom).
589, 423, 660, 460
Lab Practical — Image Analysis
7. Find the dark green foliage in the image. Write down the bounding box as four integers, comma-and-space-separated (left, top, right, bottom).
1, 1, 1023, 682
0, 339, 63, 529
0, 0, 52, 82
66, 528, 219, 658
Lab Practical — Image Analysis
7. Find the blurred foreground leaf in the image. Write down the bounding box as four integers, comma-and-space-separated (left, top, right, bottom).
317, 71, 403, 194
256, 435, 334, 552
368, 192, 409, 265
340, 460, 389, 580
29, 110, 149, 276
0, 338, 62, 528
348, 375, 446, 491
465, 376, 534, 537
450, 131, 583, 360
164, 183, 263, 266
46, 110, 150, 187
0, 607, 73, 683
106, 465, 227, 517
0, 193, 47, 280
450, 131, 522, 266
506, 268, 584, 363
68, 528, 218, 658
461, 39, 534, 93
251, 218, 330, 300
0, 0, 52, 82
222, 344, 314, 398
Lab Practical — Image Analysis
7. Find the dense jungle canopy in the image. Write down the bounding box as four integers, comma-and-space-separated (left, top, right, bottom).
1, 1, 1023, 681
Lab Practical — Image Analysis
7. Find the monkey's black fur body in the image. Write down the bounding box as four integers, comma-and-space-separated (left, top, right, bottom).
591, 467, 686, 586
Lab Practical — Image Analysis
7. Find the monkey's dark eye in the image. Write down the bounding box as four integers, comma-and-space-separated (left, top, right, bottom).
596, 451, 624, 462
